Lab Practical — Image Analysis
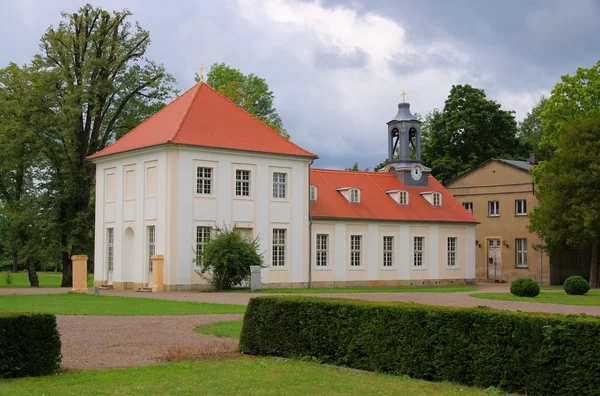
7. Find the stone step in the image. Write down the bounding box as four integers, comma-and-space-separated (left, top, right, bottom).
99, 284, 114, 290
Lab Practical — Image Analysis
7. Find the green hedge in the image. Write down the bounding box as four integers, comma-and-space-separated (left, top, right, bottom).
0, 312, 61, 378
239, 296, 600, 395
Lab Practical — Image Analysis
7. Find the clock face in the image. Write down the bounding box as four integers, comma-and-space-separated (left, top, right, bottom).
411, 165, 423, 181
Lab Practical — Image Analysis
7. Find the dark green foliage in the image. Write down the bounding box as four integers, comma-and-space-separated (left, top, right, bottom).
195, 226, 264, 290
510, 278, 540, 297
240, 296, 600, 396
0, 312, 61, 378
563, 276, 590, 295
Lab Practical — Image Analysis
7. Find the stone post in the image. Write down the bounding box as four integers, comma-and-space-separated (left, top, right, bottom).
71, 255, 89, 293
152, 255, 164, 292
250, 265, 262, 292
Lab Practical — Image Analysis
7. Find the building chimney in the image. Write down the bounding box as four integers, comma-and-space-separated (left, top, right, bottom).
527, 153, 539, 165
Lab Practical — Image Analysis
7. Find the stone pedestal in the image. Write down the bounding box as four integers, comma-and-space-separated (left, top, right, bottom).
152, 255, 164, 292
71, 255, 89, 293
250, 265, 262, 292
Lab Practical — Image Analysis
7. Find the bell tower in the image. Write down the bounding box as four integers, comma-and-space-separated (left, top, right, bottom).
384, 97, 430, 187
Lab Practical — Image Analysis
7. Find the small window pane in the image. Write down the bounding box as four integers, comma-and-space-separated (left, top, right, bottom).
196, 226, 212, 264
447, 237, 457, 267
462, 202, 473, 214
399, 191, 408, 205
516, 238, 528, 268
350, 235, 362, 266
414, 236, 424, 267
488, 201, 499, 216
316, 234, 328, 267
196, 167, 213, 195
273, 172, 287, 199
383, 236, 394, 267
272, 229, 286, 266
147, 226, 156, 272
236, 170, 251, 197
107, 228, 114, 272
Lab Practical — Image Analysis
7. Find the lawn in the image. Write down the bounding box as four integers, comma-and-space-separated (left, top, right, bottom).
0, 293, 246, 316
195, 320, 243, 339
471, 290, 600, 306
0, 357, 499, 396
0, 271, 93, 288
259, 285, 478, 294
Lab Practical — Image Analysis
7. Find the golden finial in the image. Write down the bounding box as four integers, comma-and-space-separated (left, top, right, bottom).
199, 64, 204, 82
401, 90, 407, 102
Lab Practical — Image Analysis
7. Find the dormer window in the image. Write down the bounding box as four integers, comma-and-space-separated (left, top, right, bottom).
433, 192, 442, 206
386, 189, 409, 206
310, 185, 317, 201
350, 188, 360, 203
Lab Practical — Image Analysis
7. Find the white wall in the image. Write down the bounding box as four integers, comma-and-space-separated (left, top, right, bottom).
310, 220, 476, 283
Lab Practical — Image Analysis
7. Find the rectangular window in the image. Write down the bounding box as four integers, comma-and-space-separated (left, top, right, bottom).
310, 185, 317, 201
350, 189, 360, 203
195, 226, 211, 264
399, 191, 408, 205
463, 202, 473, 214
413, 236, 424, 267
515, 199, 527, 215
488, 201, 499, 216
273, 172, 287, 199
383, 236, 394, 267
235, 169, 251, 197
147, 226, 156, 273
350, 235, 362, 266
316, 234, 328, 267
196, 167, 213, 195
107, 228, 114, 272
447, 237, 457, 267
272, 229, 286, 267
516, 238, 528, 268
433, 192, 442, 206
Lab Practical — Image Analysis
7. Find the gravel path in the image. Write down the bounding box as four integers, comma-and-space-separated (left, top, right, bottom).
57, 314, 243, 370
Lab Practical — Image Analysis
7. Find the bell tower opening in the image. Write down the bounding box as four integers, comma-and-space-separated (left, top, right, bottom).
384, 99, 430, 187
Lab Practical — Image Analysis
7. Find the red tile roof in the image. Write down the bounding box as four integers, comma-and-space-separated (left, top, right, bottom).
310, 168, 478, 223
88, 83, 317, 160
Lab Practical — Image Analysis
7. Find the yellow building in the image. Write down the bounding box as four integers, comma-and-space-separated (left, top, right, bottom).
445, 157, 550, 285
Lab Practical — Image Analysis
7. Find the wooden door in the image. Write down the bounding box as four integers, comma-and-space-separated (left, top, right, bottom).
487, 239, 501, 280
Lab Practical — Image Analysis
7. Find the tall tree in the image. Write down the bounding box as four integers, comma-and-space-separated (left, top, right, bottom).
197, 63, 289, 138
36, 4, 176, 286
540, 60, 600, 156
345, 162, 369, 172
517, 97, 547, 157
529, 117, 600, 286
422, 85, 524, 184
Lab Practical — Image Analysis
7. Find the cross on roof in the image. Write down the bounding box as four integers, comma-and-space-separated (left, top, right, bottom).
401, 90, 407, 102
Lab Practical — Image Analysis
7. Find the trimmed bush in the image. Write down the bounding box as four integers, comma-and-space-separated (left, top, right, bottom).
240, 296, 600, 396
563, 275, 590, 295
0, 313, 61, 378
510, 277, 540, 297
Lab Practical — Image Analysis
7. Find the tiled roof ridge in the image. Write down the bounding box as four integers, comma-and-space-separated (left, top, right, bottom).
200, 82, 318, 158
311, 168, 336, 190
310, 168, 390, 176
168, 83, 203, 142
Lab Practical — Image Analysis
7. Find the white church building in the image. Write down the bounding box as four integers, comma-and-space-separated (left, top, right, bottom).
88, 82, 477, 290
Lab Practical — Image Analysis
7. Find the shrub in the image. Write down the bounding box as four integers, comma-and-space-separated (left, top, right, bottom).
195, 225, 264, 290
4, 271, 12, 285
0, 312, 61, 378
563, 275, 590, 295
510, 278, 540, 297
240, 296, 600, 396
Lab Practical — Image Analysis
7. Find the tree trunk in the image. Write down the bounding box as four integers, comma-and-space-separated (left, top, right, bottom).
27, 258, 39, 287
12, 251, 18, 273
61, 249, 72, 287
590, 244, 599, 288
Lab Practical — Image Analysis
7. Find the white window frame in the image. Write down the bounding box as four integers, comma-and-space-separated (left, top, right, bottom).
147, 225, 156, 273
235, 169, 251, 197
196, 167, 213, 195
432, 192, 442, 206
488, 201, 499, 217
315, 234, 329, 267
516, 238, 528, 268
447, 237, 458, 268
383, 236, 394, 268
272, 172, 287, 199
463, 202, 473, 214
350, 235, 362, 267
107, 228, 114, 272
515, 199, 527, 216
310, 185, 317, 201
413, 236, 425, 268
398, 191, 408, 205
195, 226, 212, 265
272, 228, 287, 267
350, 188, 360, 203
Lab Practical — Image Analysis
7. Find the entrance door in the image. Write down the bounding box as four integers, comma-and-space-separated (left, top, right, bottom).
147, 226, 156, 287
487, 239, 501, 281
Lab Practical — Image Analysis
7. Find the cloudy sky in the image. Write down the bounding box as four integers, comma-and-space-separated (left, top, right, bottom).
2, 0, 599, 169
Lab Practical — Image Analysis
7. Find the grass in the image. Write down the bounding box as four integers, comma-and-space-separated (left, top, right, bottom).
195, 320, 243, 339
0, 357, 500, 396
0, 271, 93, 288
0, 293, 246, 316
471, 290, 600, 306
259, 285, 478, 294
